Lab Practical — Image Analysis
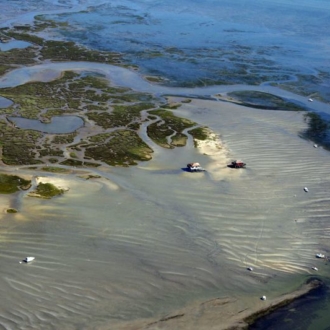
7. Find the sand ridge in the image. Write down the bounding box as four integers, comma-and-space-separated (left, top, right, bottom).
194, 130, 240, 181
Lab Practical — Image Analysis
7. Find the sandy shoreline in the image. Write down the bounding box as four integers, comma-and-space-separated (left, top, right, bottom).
98, 278, 323, 330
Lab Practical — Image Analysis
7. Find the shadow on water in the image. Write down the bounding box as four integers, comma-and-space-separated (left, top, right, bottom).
249, 279, 330, 330
147, 169, 184, 175
299, 128, 330, 152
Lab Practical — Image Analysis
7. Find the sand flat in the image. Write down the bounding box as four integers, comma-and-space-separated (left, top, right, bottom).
0, 98, 329, 329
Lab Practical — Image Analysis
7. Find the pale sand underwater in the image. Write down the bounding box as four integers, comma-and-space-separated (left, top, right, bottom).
0, 99, 329, 329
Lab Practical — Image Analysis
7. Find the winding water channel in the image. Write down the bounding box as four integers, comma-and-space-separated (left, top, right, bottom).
1, 61, 330, 117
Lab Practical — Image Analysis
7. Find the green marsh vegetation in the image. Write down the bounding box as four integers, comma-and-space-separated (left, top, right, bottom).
0, 70, 159, 165
0, 38, 37, 67
3, 23, 121, 64
0, 71, 87, 119
59, 159, 101, 167
29, 182, 64, 199
85, 130, 153, 166
272, 72, 330, 104
226, 91, 307, 111
0, 120, 43, 165
188, 126, 209, 141
0, 26, 214, 168
147, 109, 196, 148
0, 67, 210, 167
52, 133, 76, 145
145, 76, 165, 83
0, 174, 31, 194
40, 167, 70, 173
86, 102, 155, 129
6, 208, 18, 213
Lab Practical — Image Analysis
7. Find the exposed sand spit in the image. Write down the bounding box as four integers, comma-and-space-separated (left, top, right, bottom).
194, 130, 233, 181
103, 279, 323, 330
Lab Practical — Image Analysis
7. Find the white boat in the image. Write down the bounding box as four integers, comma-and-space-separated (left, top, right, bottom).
304, 187, 309, 192
261, 296, 267, 301
247, 267, 253, 271
186, 162, 205, 172
308, 98, 313, 102
312, 267, 318, 271
316, 253, 325, 258
24, 257, 35, 263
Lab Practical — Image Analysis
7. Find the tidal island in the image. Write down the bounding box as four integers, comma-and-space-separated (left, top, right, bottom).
28, 181, 66, 199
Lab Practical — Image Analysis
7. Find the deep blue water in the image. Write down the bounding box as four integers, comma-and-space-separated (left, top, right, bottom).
250, 278, 330, 330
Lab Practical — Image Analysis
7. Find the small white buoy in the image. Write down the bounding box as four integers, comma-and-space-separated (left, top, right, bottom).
314, 144, 318, 148
19, 261, 22, 264
304, 187, 309, 192
261, 296, 267, 301
247, 267, 253, 271
312, 267, 318, 271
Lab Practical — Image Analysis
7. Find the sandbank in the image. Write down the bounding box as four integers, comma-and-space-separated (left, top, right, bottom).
108, 278, 323, 330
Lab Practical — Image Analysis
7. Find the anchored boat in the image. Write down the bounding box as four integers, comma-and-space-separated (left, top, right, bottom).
316, 253, 325, 259
186, 162, 205, 172
228, 160, 246, 169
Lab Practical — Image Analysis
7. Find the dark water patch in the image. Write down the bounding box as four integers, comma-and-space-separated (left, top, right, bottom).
146, 169, 184, 175
8, 116, 84, 134
299, 131, 330, 152
163, 94, 217, 101
0, 39, 31, 51
249, 279, 329, 330
0, 96, 13, 108
299, 112, 330, 151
